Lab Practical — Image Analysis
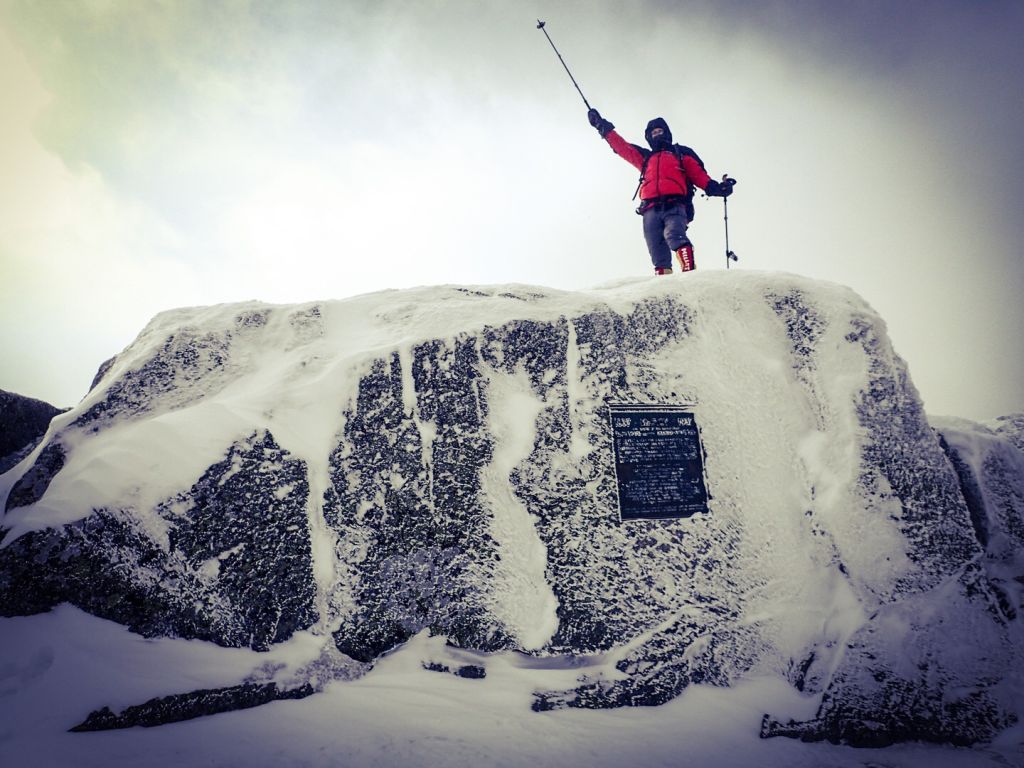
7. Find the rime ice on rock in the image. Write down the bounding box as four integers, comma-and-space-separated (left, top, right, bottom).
0, 273, 1021, 745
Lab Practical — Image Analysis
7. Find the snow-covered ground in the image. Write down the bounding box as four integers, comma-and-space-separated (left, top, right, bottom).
1, 604, 1020, 767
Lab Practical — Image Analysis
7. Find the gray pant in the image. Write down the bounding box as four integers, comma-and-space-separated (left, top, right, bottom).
642, 202, 691, 270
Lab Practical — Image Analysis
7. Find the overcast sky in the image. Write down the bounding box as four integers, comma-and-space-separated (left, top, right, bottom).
1, 0, 1022, 421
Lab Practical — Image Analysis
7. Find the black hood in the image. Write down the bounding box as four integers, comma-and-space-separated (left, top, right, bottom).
645, 117, 673, 150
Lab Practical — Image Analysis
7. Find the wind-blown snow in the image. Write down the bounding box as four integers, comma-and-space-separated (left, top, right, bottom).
1, 605, 1018, 768
2, 606, 1015, 765
0, 273, 852, 541
1, 271, 1022, 766
481, 365, 560, 649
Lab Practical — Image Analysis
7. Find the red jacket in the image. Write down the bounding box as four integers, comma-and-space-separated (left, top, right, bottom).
605, 130, 711, 201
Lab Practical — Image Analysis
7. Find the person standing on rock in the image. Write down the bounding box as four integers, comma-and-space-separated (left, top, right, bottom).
587, 109, 735, 275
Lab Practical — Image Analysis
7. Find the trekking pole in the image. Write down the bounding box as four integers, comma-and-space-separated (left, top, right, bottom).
722, 174, 738, 269
536, 20, 592, 110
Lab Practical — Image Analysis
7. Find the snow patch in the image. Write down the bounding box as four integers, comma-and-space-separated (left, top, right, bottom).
199, 543, 246, 580
480, 366, 560, 651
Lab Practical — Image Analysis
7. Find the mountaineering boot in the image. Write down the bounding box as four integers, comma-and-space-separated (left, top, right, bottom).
675, 243, 695, 272
655, 266, 674, 275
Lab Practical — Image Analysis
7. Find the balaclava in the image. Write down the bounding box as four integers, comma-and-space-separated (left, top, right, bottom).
645, 117, 673, 151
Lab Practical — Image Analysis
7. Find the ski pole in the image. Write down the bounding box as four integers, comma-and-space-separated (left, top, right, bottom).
722, 175, 738, 269
536, 20, 591, 110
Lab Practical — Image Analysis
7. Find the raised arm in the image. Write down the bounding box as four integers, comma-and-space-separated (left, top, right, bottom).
605, 131, 645, 170
587, 109, 645, 170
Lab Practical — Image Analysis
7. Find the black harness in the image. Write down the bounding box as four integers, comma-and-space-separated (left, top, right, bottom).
632, 144, 706, 220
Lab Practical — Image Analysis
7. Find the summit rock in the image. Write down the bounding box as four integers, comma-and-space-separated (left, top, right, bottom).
1, 272, 1021, 745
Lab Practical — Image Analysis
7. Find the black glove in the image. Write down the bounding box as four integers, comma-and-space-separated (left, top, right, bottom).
705, 177, 736, 197
587, 108, 615, 138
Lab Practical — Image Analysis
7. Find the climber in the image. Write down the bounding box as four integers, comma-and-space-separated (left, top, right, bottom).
587, 109, 735, 275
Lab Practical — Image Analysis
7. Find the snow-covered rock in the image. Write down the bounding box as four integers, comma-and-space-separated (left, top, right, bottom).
0, 272, 1020, 745
0, 389, 63, 474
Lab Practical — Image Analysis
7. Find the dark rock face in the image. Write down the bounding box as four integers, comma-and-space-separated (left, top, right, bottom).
326, 296, 768, 711
329, 341, 504, 662
992, 414, 1024, 454
72, 313, 260, 433
1, 280, 1021, 741
762, 561, 1018, 747
0, 506, 214, 636
0, 389, 63, 474
847, 317, 980, 588
423, 662, 486, 679
70, 682, 315, 732
160, 430, 318, 649
938, 414, 1024, 624
758, 300, 1020, 748
4, 442, 66, 511
0, 431, 316, 651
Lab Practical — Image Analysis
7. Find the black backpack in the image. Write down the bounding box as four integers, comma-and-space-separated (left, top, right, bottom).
633, 144, 706, 221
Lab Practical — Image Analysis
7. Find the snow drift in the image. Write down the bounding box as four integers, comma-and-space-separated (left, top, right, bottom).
1, 271, 1021, 746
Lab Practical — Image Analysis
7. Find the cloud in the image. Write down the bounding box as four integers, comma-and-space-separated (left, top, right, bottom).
1, 1, 1021, 418
0, 27, 203, 405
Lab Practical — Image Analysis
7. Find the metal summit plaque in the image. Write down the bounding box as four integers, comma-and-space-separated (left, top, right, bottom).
607, 404, 710, 521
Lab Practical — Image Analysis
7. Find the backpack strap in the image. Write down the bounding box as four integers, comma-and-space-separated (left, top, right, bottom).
632, 145, 652, 201
674, 144, 705, 222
